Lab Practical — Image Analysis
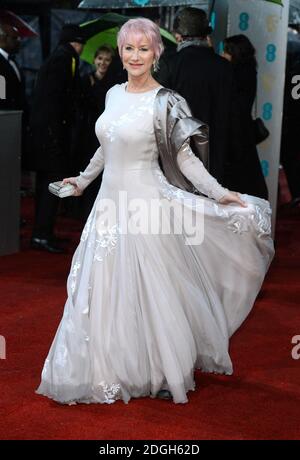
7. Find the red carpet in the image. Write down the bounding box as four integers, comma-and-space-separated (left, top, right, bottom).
0, 180, 299, 440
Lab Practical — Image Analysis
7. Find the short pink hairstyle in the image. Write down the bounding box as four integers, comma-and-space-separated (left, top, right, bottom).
117, 18, 164, 61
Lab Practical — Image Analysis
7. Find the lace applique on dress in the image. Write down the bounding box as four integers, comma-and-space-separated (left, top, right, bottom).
103, 93, 157, 143
214, 202, 272, 237
70, 261, 81, 295
154, 169, 185, 201
97, 382, 121, 404
94, 224, 121, 262
81, 213, 95, 242
250, 204, 272, 237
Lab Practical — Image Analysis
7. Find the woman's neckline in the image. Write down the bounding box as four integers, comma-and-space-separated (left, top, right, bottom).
124, 82, 162, 94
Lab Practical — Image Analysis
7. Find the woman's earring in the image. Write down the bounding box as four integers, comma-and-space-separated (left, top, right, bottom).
152, 60, 158, 72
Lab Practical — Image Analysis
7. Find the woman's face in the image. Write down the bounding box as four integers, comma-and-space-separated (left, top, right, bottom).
122, 33, 155, 78
94, 52, 113, 75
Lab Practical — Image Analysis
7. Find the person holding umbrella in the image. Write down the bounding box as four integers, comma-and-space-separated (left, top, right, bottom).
36, 18, 273, 405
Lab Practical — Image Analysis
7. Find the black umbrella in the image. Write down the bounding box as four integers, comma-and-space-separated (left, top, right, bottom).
78, 0, 205, 8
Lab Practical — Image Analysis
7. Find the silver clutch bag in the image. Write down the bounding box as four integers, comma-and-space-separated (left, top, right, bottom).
48, 181, 75, 198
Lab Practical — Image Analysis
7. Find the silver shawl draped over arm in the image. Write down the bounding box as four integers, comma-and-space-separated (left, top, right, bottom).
153, 88, 210, 194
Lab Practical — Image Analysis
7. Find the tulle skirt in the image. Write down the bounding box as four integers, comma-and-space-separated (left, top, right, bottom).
36, 166, 274, 404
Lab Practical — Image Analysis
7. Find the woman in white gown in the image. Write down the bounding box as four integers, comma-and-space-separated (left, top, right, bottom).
36, 18, 274, 405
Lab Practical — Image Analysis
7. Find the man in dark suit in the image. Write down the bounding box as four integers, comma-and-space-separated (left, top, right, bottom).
30, 24, 86, 253
156, 7, 239, 185
0, 22, 25, 111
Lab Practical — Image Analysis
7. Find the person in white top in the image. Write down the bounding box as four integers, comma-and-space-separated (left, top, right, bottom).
36, 18, 274, 405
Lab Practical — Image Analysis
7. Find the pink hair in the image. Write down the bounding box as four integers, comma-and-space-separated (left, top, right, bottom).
117, 18, 164, 61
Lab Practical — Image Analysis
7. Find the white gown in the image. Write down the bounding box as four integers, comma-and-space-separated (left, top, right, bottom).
36, 83, 274, 405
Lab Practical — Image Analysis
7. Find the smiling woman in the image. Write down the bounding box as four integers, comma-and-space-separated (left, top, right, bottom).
93, 44, 114, 80
36, 17, 274, 407
117, 17, 164, 92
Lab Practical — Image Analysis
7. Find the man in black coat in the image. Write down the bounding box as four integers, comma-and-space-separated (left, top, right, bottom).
156, 7, 240, 185
0, 22, 25, 111
30, 24, 86, 253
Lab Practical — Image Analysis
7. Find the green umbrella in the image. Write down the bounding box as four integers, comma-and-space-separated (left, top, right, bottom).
79, 12, 176, 65
265, 0, 283, 4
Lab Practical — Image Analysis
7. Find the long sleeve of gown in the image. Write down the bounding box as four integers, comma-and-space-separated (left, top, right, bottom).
75, 86, 114, 191
177, 141, 229, 202
76, 145, 104, 191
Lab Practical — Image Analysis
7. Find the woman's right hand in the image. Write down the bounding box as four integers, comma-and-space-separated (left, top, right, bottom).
62, 177, 83, 197
219, 191, 247, 207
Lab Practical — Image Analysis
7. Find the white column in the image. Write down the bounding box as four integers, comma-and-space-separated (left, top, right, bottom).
228, 0, 290, 233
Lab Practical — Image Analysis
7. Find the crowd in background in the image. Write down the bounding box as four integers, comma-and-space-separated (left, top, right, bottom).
0, 7, 299, 253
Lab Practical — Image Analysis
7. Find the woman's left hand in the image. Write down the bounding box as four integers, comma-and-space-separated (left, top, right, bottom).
219, 191, 248, 208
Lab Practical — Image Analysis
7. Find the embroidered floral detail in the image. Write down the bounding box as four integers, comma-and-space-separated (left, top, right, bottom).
154, 169, 185, 201
227, 214, 250, 235
81, 213, 93, 242
98, 381, 121, 404
251, 204, 272, 237
104, 92, 157, 142
70, 261, 81, 294
94, 224, 121, 262
214, 202, 272, 237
